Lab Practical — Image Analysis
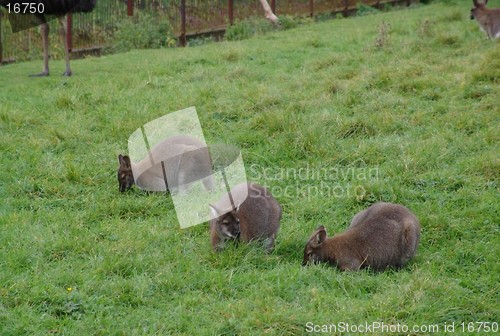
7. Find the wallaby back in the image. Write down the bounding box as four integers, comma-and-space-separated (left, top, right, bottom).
117, 135, 214, 193
471, 0, 500, 39
303, 202, 420, 271
210, 182, 282, 252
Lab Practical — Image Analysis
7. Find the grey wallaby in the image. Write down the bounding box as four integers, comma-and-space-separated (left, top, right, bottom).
117, 135, 214, 193
471, 0, 500, 39
209, 182, 282, 252
303, 202, 420, 271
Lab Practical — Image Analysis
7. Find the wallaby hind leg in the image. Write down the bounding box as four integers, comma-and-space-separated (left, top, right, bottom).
263, 234, 276, 254
202, 175, 215, 191
402, 222, 420, 264
176, 171, 192, 195
338, 258, 363, 272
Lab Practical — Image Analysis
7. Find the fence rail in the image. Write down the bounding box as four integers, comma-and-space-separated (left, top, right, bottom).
0, 0, 415, 64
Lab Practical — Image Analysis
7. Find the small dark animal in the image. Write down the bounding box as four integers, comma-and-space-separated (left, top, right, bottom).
0, 1, 97, 76
117, 154, 133, 193
471, 0, 500, 39
118, 135, 214, 193
209, 182, 281, 252
303, 202, 420, 271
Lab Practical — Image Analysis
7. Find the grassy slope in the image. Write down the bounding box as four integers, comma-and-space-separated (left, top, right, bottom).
0, 1, 499, 335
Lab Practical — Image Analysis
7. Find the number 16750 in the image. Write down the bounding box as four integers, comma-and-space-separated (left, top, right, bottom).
6, 2, 45, 14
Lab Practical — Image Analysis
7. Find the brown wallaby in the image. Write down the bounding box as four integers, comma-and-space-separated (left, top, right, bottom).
303, 202, 420, 271
117, 135, 214, 193
471, 0, 500, 39
209, 182, 282, 252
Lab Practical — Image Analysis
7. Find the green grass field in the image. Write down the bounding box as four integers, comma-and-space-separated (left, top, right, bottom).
1, 1, 499, 335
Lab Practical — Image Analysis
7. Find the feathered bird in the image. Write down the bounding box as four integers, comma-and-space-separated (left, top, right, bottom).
1, 1, 96, 76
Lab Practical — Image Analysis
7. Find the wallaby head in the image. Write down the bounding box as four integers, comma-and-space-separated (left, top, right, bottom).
209, 204, 241, 243
470, 0, 500, 39
302, 202, 421, 271
471, 0, 487, 19
117, 154, 134, 192
209, 182, 281, 252
302, 225, 328, 266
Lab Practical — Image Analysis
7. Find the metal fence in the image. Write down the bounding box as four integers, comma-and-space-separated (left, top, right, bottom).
0, 0, 415, 64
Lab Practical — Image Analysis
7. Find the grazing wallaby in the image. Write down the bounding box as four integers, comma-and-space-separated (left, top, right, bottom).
471, 0, 500, 39
209, 182, 282, 252
303, 202, 420, 271
117, 135, 214, 193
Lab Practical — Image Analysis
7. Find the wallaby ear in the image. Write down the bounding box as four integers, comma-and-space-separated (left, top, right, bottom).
209, 204, 220, 217
315, 225, 327, 245
118, 155, 131, 168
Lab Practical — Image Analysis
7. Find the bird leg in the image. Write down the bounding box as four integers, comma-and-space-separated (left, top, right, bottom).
258, 0, 279, 24
30, 21, 50, 77
59, 17, 72, 76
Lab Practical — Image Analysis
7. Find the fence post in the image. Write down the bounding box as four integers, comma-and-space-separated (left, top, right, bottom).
309, 0, 314, 17
344, 0, 349, 16
180, 0, 187, 46
228, 0, 234, 25
127, 0, 133, 16
66, 13, 73, 52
